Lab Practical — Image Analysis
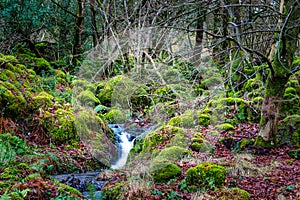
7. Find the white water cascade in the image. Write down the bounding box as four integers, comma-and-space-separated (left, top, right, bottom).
109, 124, 135, 169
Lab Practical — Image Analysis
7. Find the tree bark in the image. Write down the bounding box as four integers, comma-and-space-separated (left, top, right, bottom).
90, 0, 99, 48
72, 0, 86, 66
256, 0, 300, 146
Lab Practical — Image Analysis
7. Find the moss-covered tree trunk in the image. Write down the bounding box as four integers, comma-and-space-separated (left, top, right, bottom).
256, 1, 300, 147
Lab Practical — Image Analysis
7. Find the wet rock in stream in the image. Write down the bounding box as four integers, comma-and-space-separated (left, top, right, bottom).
52, 171, 104, 199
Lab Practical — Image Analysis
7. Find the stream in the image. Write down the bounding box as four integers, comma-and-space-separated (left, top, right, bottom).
52, 123, 153, 199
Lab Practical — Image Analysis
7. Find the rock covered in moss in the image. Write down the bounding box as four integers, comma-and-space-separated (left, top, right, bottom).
197, 113, 211, 127
216, 123, 235, 131
103, 109, 127, 124
77, 90, 100, 107
219, 187, 250, 200
168, 110, 195, 128
47, 108, 77, 145
17, 53, 52, 74
150, 159, 182, 183
97, 75, 133, 107
155, 146, 192, 162
190, 132, 210, 152
186, 162, 226, 187
141, 125, 188, 154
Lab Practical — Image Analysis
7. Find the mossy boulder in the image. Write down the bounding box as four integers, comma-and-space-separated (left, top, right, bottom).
155, 146, 192, 162
141, 125, 188, 154
186, 162, 226, 187
190, 132, 210, 152
0, 81, 27, 115
97, 75, 133, 107
278, 115, 300, 147
150, 159, 182, 183
197, 113, 211, 127
216, 123, 235, 131
103, 109, 127, 124
46, 108, 77, 145
219, 187, 250, 200
168, 110, 195, 128
18, 54, 52, 74
77, 90, 100, 107
72, 79, 96, 93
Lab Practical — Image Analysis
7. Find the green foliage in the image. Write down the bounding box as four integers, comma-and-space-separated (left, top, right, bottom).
288, 150, 300, 160
185, 162, 226, 188
97, 75, 131, 107
0, 134, 29, 165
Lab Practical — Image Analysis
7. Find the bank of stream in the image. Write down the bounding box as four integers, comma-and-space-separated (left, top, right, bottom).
52, 123, 154, 199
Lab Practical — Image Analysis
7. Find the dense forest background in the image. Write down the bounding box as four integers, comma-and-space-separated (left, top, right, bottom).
0, 0, 300, 199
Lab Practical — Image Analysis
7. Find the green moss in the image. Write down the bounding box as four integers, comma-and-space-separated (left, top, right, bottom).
97, 75, 132, 106
141, 125, 188, 153
33, 58, 52, 73
33, 91, 53, 108
72, 79, 96, 93
103, 109, 127, 123
254, 136, 274, 147
215, 123, 235, 131
77, 90, 100, 107
190, 142, 210, 152
156, 146, 192, 162
219, 187, 250, 200
239, 139, 251, 150
284, 87, 297, 98
153, 86, 176, 104
150, 159, 182, 183
0, 54, 18, 63
186, 162, 226, 187
198, 113, 211, 127
47, 108, 77, 145
201, 76, 223, 89
168, 113, 194, 128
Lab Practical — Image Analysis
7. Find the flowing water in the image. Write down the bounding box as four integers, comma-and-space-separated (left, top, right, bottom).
109, 124, 135, 169
53, 123, 153, 199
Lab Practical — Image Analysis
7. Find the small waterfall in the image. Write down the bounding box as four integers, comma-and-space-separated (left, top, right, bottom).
109, 124, 135, 169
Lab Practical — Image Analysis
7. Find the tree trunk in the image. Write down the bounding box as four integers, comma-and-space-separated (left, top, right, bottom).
90, 0, 99, 48
72, 0, 86, 66
256, 0, 300, 147
256, 76, 288, 146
